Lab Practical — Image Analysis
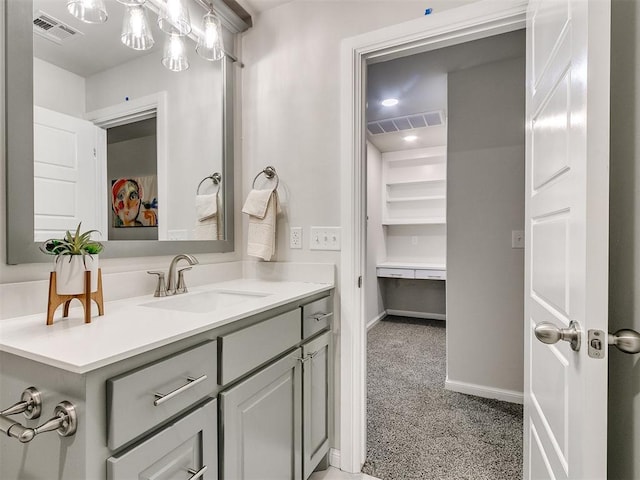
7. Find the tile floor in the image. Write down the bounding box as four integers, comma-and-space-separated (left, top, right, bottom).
309, 467, 380, 480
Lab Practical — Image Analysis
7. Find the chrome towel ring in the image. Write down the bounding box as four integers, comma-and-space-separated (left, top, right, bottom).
252, 166, 279, 190
197, 172, 221, 195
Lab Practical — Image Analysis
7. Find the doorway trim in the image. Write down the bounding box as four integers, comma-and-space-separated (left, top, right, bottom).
86, 92, 168, 239
338, 0, 528, 473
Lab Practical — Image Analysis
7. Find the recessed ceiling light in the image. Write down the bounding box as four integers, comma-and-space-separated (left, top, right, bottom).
404, 135, 418, 142
381, 98, 399, 107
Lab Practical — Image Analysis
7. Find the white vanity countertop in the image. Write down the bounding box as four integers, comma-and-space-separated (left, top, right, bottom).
0, 279, 333, 374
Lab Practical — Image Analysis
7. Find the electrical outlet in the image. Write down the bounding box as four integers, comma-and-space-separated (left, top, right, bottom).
512, 230, 525, 249
290, 227, 302, 249
310, 227, 341, 251
411, 236, 419, 246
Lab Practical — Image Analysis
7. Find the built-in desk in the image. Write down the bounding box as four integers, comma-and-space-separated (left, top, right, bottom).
376, 262, 446, 281
375, 262, 446, 321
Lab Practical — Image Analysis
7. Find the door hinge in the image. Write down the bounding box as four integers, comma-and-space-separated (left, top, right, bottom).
357, 276, 362, 288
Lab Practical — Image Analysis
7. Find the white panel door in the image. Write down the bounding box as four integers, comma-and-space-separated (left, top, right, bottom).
33, 106, 105, 241
524, 0, 610, 479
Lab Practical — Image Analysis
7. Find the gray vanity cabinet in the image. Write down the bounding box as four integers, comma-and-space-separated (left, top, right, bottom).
301, 330, 331, 479
107, 398, 217, 480
220, 348, 303, 480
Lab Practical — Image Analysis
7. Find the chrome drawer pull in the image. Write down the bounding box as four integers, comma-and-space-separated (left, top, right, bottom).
153, 374, 207, 406
309, 312, 333, 322
187, 465, 208, 480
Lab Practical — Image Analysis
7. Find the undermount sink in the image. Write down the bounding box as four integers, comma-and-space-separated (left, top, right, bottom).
141, 290, 271, 314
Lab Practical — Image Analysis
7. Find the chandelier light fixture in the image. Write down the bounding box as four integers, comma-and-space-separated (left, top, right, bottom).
196, 10, 224, 61
162, 34, 190, 72
158, 0, 192, 36
121, 5, 154, 50
66, 0, 108, 24
67, 0, 226, 72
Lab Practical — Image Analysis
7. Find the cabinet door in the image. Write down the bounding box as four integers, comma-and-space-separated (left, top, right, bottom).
302, 331, 331, 479
221, 349, 302, 480
107, 398, 217, 480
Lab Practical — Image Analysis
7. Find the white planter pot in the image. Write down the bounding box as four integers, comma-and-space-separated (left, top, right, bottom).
55, 255, 99, 295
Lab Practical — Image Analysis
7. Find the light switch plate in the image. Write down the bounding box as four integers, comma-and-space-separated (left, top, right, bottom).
512, 230, 524, 249
310, 227, 341, 251
290, 227, 302, 249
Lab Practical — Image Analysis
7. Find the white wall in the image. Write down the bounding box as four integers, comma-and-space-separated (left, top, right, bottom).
365, 141, 385, 325
609, 0, 640, 477
240, 0, 480, 452
33, 58, 85, 117
446, 56, 525, 397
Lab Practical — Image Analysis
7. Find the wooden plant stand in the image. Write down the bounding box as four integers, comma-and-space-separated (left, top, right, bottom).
46, 269, 105, 326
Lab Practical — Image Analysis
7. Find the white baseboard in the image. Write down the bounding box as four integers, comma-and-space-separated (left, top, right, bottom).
366, 311, 386, 330
386, 309, 446, 321
445, 378, 523, 404
329, 448, 341, 468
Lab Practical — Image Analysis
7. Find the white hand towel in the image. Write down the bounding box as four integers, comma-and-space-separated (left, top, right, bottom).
196, 193, 218, 222
243, 189, 279, 261
194, 193, 218, 240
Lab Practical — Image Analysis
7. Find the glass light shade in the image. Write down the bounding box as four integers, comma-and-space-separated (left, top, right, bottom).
196, 12, 224, 61
121, 6, 154, 50
66, 0, 108, 24
162, 35, 189, 72
158, 0, 191, 36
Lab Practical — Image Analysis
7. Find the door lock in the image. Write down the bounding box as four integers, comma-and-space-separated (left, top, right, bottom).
588, 328, 640, 358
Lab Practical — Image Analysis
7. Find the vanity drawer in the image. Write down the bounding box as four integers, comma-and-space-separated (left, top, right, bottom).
218, 309, 300, 385
414, 269, 446, 280
301, 296, 333, 339
376, 267, 415, 279
107, 341, 217, 451
107, 398, 217, 480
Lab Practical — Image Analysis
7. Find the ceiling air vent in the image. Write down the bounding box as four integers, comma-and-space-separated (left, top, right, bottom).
33, 11, 82, 44
367, 110, 445, 135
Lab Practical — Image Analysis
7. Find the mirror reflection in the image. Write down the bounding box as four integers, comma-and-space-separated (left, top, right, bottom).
32, 0, 224, 242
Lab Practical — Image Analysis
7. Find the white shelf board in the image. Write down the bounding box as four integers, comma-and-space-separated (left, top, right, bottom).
382, 218, 446, 225
386, 195, 446, 203
385, 178, 446, 186
378, 261, 446, 270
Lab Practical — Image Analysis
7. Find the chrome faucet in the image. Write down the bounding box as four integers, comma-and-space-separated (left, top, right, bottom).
167, 254, 199, 295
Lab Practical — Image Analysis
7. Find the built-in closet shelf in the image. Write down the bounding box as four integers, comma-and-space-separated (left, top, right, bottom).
386, 195, 446, 203
382, 218, 446, 225
385, 178, 446, 187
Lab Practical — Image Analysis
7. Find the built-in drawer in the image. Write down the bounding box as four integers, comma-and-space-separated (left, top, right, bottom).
414, 269, 446, 280
377, 267, 415, 279
107, 341, 217, 451
301, 296, 333, 339
218, 309, 300, 385
107, 398, 217, 480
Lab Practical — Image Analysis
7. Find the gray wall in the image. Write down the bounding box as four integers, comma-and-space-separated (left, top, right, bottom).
609, 0, 640, 477
446, 56, 525, 395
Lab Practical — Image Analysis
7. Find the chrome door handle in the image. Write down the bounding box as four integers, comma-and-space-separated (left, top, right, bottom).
608, 329, 640, 354
153, 374, 207, 406
534, 321, 581, 351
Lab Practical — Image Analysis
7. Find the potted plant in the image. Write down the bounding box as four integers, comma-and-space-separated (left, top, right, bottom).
40, 223, 104, 295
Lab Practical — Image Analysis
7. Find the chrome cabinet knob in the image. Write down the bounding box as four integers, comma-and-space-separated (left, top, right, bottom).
534, 320, 581, 351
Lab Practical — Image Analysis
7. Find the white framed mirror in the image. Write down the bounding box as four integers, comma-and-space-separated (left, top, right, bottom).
5, 0, 248, 264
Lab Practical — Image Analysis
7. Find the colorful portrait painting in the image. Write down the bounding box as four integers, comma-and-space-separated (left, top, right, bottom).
111, 176, 158, 228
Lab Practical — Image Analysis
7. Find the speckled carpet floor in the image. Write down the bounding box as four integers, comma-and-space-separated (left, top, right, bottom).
361, 316, 523, 480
